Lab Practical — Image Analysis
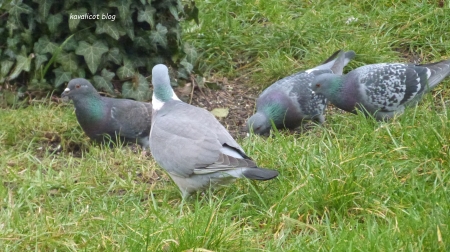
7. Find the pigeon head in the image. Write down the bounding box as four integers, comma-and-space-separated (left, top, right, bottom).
247, 91, 292, 135
311, 73, 343, 98
151, 64, 180, 110
246, 112, 272, 135
61, 78, 100, 101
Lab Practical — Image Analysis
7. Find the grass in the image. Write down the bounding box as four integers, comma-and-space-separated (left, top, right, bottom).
1, 0, 450, 251
185, 0, 450, 86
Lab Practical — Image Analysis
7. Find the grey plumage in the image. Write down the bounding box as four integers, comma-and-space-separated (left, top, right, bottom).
311, 59, 450, 120
246, 50, 356, 135
149, 64, 278, 198
61, 78, 152, 148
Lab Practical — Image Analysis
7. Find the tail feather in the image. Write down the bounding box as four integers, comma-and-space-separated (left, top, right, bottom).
422, 59, 450, 89
330, 50, 356, 75
243, 167, 279, 180
320, 49, 342, 64
316, 50, 356, 74
343, 51, 356, 66
316, 50, 343, 71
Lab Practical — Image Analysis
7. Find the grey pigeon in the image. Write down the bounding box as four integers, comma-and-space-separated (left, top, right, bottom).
61, 78, 152, 148
246, 50, 356, 135
149, 64, 279, 198
310, 59, 450, 120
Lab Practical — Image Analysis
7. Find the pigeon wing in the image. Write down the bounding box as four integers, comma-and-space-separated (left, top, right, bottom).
108, 98, 152, 139
150, 100, 247, 178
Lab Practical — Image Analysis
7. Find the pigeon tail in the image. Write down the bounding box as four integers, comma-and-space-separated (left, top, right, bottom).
330, 50, 356, 75
315, 50, 356, 75
343, 51, 356, 66
421, 59, 450, 89
315, 50, 343, 71
242, 167, 279, 180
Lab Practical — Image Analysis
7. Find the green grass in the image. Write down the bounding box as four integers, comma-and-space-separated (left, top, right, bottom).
1, 0, 450, 251
185, 0, 450, 86
1, 97, 450, 251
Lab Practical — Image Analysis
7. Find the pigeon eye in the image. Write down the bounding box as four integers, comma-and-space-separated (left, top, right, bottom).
316, 83, 321, 88
75, 84, 81, 89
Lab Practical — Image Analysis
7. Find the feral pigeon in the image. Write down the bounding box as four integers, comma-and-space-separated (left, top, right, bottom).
61, 78, 152, 148
246, 50, 356, 135
149, 64, 279, 198
310, 59, 450, 120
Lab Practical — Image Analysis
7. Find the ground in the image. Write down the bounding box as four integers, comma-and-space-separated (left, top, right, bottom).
174, 75, 261, 139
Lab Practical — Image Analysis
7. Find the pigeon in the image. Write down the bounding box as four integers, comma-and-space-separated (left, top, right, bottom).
310, 59, 450, 120
246, 50, 356, 135
149, 64, 279, 198
61, 78, 152, 148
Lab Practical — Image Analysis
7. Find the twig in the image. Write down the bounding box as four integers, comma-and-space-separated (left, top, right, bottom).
189, 75, 195, 104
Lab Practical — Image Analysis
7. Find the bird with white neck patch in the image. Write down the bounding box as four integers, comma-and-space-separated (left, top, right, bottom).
311, 59, 450, 120
61, 78, 152, 148
149, 64, 279, 198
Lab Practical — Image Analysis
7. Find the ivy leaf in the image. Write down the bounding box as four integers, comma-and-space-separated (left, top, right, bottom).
184, 1, 200, 24
76, 68, 86, 79
0, 60, 15, 78
183, 42, 198, 64
21, 30, 33, 45
122, 16, 135, 41
149, 23, 168, 49
68, 8, 87, 31
93, 68, 115, 94
8, 2, 33, 23
38, 0, 54, 21
101, 68, 115, 81
6, 22, 20, 38
95, 20, 121, 40
62, 36, 78, 51
74, 30, 98, 44
137, 6, 156, 28
53, 67, 72, 88
170, 26, 181, 43
177, 58, 193, 79
109, 0, 130, 21
7, 36, 20, 51
63, 0, 78, 9
34, 36, 58, 54
34, 54, 48, 70
133, 56, 147, 68
133, 33, 149, 48
116, 59, 134, 80
75, 41, 109, 74
56, 52, 78, 73
122, 74, 151, 101
169, 4, 180, 21
9, 54, 32, 80
107, 47, 122, 65
46, 13, 63, 34
4, 49, 15, 60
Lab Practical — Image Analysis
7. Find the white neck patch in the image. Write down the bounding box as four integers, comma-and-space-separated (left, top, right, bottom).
152, 90, 181, 111
305, 68, 318, 74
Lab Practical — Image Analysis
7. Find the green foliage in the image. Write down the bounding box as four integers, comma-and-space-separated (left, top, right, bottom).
184, 0, 450, 85
1, 97, 450, 250
0, 0, 199, 101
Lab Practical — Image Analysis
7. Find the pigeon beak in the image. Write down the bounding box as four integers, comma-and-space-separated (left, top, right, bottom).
61, 88, 71, 101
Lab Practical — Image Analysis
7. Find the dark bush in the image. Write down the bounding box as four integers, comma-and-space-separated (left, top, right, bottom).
0, 0, 199, 102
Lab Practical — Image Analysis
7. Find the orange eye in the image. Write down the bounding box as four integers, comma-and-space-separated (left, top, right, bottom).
75, 84, 81, 88
316, 83, 321, 88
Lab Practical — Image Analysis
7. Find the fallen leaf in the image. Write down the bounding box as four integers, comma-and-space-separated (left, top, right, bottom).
210, 107, 229, 118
